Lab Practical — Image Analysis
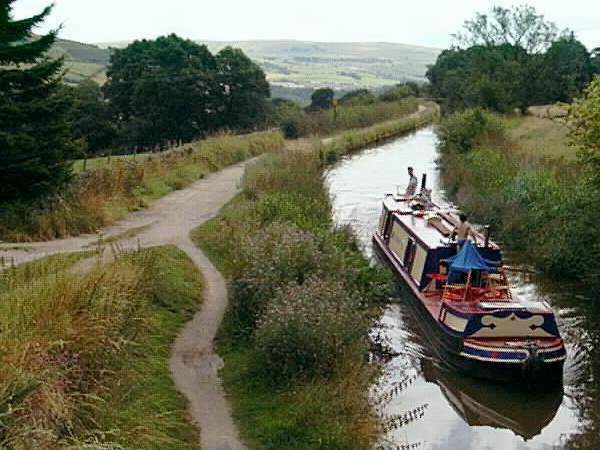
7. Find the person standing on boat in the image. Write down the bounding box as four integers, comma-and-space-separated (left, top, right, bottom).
405, 166, 418, 196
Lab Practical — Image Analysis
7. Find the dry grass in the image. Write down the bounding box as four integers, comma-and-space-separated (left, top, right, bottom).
0, 131, 285, 242
0, 246, 202, 449
504, 113, 577, 160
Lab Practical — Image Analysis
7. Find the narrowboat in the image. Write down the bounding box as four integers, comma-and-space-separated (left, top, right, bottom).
373, 182, 566, 386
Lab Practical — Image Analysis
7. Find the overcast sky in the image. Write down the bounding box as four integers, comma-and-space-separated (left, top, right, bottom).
12, 0, 600, 49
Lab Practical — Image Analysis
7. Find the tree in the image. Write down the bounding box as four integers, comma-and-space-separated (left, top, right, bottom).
308, 88, 334, 111
537, 35, 592, 103
379, 83, 417, 102
70, 80, 116, 155
569, 75, 600, 185
426, 44, 531, 112
339, 89, 375, 106
0, 0, 76, 203
453, 4, 566, 53
104, 34, 220, 148
216, 46, 270, 130
591, 48, 600, 77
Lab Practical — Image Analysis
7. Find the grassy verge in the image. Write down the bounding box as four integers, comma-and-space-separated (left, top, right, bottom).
284, 98, 419, 138
437, 108, 600, 293
0, 131, 285, 242
191, 106, 437, 449
0, 246, 202, 449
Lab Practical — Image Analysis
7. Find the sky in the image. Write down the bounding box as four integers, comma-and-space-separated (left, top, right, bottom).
11, 0, 600, 49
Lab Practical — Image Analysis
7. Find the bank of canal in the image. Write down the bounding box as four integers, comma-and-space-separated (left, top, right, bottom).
326, 125, 598, 450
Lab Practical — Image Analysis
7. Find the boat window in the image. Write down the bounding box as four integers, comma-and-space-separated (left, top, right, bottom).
404, 239, 415, 268
388, 222, 410, 263
378, 208, 389, 237
411, 244, 428, 283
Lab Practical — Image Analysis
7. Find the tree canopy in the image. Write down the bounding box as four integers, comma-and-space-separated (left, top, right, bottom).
428, 5, 597, 112
339, 89, 376, 106
0, 0, 76, 203
70, 80, 116, 155
308, 88, 334, 111
216, 46, 270, 130
103, 35, 269, 148
452, 4, 565, 53
569, 75, 600, 185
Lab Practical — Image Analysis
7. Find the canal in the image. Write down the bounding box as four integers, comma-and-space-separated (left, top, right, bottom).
326, 126, 600, 450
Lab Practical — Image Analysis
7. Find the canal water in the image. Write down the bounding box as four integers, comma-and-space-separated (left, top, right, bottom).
326, 126, 600, 450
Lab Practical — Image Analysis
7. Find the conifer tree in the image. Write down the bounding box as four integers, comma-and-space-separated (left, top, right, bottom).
0, 0, 75, 203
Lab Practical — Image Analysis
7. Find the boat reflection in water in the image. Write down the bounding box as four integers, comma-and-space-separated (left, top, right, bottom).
421, 358, 563, 440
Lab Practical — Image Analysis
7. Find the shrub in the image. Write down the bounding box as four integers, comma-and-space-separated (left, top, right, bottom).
379, 83, 417, 102
230, 223, 338, 337
437, 108, 505, 153
254, 276, 369, 380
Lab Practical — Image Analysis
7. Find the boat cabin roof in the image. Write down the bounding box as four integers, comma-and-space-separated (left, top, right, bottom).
383, 194, 499, 251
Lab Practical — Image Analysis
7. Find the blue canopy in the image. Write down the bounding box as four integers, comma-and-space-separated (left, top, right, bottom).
445, 240, 497, 274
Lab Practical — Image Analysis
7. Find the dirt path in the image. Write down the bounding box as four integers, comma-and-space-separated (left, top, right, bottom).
2, 159, 254, 450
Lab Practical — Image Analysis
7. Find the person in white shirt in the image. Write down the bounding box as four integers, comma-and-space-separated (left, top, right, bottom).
405, 166, 418, 196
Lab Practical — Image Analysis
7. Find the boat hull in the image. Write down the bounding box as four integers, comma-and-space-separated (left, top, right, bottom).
373, 232, 564, 388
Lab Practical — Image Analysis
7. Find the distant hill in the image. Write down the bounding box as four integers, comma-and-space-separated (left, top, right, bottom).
50, 38, 110, 84
53, 38, 440, 103
200, 40, 439, 91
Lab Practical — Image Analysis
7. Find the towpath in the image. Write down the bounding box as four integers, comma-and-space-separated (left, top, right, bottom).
1, 158, 255, 450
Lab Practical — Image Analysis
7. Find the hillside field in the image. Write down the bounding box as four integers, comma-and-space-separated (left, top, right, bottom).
52, 38, 439, 102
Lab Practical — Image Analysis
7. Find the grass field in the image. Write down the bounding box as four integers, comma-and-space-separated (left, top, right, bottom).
73, 151, 151, 172
503, 113, 577, 159
0, 246, 201, 449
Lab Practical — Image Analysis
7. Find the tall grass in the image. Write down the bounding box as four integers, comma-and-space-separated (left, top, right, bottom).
283, 98, 419, 138
320, 102, 439, 162
0, 131, 285, 242
191, 105, 437, 449
0, 246, 202, 449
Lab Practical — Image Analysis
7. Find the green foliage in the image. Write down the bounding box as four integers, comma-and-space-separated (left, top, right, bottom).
538, 35, 593, 103
70, 79, 117, 155
569, 75, 600, 186
230, 223, 336, 337
309, 87, 335, 110
429, 5, 592, 112
255, 276, 369, 380
379, 83, 417, 102
452, 4, 564, 53
427, 44, 532, 112
438, 118, 600, 294
104, 34, 220, 147
216, 46, 270, 130
437, 108, 505, 153
281, 97, 418, 138
339, 89, 376, 106
266, 98, 305, 138
104, 35, 270, 149
0, 1, 77, 203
